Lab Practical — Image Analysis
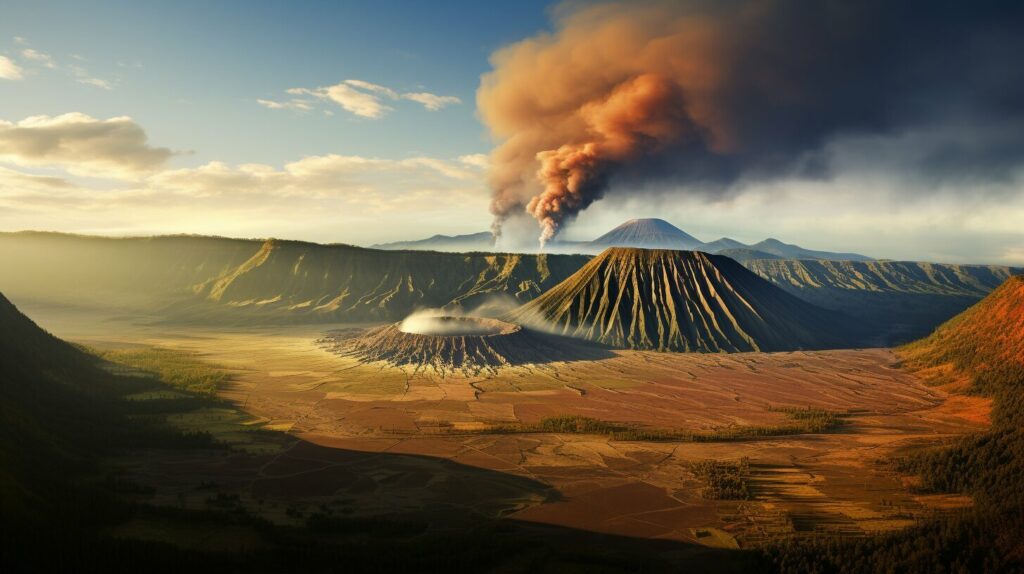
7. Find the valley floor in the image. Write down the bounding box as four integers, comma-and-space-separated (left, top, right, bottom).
24, 303, 990, 551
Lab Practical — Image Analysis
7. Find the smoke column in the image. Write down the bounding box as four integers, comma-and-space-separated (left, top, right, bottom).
477, 0, 1024, 247
479, 2, 736, 247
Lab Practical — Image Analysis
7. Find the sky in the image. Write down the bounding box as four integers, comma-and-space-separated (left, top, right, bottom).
1, 0, 1023, 265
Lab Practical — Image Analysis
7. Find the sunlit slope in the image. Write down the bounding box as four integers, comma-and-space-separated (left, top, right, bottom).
745, 259, 1022, 344
511, 248, 856, 352
0, 232, 589, 322
186, 239, 589, 321
0, 232, 259, 307
900, 275, 1024, 391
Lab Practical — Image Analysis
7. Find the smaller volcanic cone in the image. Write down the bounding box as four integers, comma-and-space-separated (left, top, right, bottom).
320, 315, 605, 375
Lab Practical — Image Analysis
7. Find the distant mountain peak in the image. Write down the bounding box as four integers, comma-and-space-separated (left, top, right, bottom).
371, 231, 494, 252
589, 218, 704, 250
750, 238, 871, 261
610, 218, 687, 233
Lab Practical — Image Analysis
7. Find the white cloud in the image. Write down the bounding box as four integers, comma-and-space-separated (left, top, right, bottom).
0, 56, 23, 80
0, 165, 73, 190
344, 79, 398, 99
21, 48, 56, 69
149, 153, 482, 198
402, 92, 461, 111
264, 79, 461, 118
0, 113, 174, 179
999, 246, 1024, 266
284, 85, 390, 118
323, 84, 392, 118
256, 98, 313, 111
77, 77, 113, 90
0, 150, 490, 243
458, 153, 489, 169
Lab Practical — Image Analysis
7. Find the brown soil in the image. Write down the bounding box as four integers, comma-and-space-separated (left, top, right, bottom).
24, 306, 991, 549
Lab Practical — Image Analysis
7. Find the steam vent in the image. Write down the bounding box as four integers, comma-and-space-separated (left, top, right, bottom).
320, 316, 588, 375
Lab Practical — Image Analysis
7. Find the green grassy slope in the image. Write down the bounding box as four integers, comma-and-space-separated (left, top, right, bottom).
510, 248, 859, 352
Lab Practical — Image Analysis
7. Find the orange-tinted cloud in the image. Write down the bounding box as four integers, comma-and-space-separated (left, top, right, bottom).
479, 2, 731, 246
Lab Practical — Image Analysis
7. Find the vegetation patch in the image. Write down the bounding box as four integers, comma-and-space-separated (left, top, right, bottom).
100, 347, 230, 396
484, 410, 847, 442
690, 458, 752, 500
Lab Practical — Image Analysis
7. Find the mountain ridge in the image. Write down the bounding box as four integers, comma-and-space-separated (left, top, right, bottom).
746, 259, 1023, 344
369, 218, 873, 260
370, 231, 495, 252
2, 231, 1017, 334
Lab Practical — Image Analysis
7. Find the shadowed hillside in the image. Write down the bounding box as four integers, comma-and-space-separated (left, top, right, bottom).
745, 259, 1022, 344
0, 291, 143, 525
510, 248, 858, 352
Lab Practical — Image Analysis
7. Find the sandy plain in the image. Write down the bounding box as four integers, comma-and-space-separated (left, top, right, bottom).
25, 303, 989, 548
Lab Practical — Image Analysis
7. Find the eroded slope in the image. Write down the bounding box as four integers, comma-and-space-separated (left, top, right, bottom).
510, 248, 855, 352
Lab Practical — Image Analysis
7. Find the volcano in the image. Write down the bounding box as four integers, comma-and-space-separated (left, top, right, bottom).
509, 248, 856, 352
320, 315, 609, 374
587, 218, 705, 251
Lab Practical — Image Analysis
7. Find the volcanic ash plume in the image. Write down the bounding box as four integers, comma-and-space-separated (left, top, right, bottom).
523, 74, 693, 246
479, 3, 730, 247
479, 0, 1024, 247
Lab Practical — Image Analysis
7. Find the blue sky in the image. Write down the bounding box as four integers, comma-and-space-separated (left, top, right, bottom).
0, 1, 1022, 265
0, 0, 561, 243
1, 0, 549, 165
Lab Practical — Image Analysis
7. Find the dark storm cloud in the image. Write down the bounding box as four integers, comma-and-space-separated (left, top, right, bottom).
479, 0, 1024, 244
